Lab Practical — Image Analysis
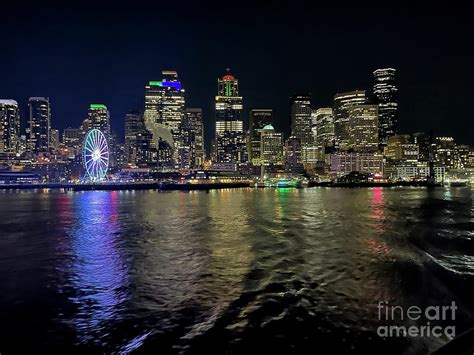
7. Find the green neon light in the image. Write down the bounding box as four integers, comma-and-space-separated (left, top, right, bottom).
149, 81, 163, 86
90, 104, 107, 109
226, 83, 231, 96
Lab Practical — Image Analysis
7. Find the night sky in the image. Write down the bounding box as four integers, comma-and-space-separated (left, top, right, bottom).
1, 1, 473, 151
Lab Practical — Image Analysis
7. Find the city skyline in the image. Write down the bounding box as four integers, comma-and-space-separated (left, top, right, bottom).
1, 65, 472, 151
1, 2, 473, 148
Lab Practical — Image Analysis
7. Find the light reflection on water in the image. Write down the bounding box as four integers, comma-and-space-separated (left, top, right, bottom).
65, 191, 129, 342
0, 187, 473, 354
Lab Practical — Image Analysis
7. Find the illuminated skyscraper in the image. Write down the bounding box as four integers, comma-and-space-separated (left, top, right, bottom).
124, 110, 145, 164
284, 135, 303, 172
87, 104, 110, 133
27, 97, 51, 154
333, 90, 366, 149
214, 71, 246, 164
144, 71, 185, 169
373, 68, 398, 149
85, 103, 118, 167
313, 108, 335, 151
259, 124, 283, 165
290, 94, 312, 147
348, 104, 379, 152
49, 128, 59, 150
0, 99, 20, 157
435, 136, 456, 169
186, 108, 205, 168
249, 109, 272, 164
144, 71, 185, 129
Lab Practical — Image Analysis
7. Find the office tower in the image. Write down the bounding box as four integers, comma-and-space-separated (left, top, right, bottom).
313, 108, 335, 151
124, 110, 154, 168
27, 97, 51, 154
0, 99, 20, 157
290, 95, 312, 147
124, 110, 146, 164
50, 129, 60, 150
284, 135, 303, 172
333, 90, 366, 149
144, 71, 185, 129
348, 104, 379, 152
249, 109, 272, 163
214, 71, 246, 163
412, 132, 430, 161
384, 134, 419, 162
63, 128, 83, 148
454, 144, 470, 169
86, 103, 117, 167
87, 104, 110, 133
186, 108, 205, 168
144, 71, 185, 169
435, 137, 456, 169
257, 124, 283, 165
373, 68, 398, 149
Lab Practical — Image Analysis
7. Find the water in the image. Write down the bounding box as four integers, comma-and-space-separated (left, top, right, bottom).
0, 187, 473, 354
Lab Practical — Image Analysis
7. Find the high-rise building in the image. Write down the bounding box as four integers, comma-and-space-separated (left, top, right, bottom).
124, 110, 146, 164
144, 71, 185, 169
249, 109, 272, 164
63, 128, 83, 148
258, 124, 283, 166
0, 100, 20, 157
124, 111, 154, 168
85, 103, 118, 167
454, 144, 470, 170
373, 68, 398, 149
214, 71, 246, 164
435, 136, 456, 169
348, 104, 379, 152
290, 95, 312, 147
284, 135, 303, 172
384, 134, 419, 162
333, 90, 366, 149
186, 108, 205, 168
313, 108, 335, 151
49, 128, 60, 150
27, 97, 51, 154
412, 132, 430, 162
87, 104, 110, 133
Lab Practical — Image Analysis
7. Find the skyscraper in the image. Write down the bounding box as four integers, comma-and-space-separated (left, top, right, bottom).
85, 103, 117, 167
124, 110, 145, 164
214, 71, 246, 164
290, 95, 312, 147
87, 104, 110, 133
313, 108, 335, 151
259, 124, 283, 165
284, 135, 303, 172
348, 104, 379, 152
373, 68, 398, 149
27, 97, 51, 154
144, 71, 185, 169
0, 100, 20, 157
249, 109, 272, 164
144, 71, 185, 129
49, 128, 60, 150
186, 108, 205, 168
333, 90, 366, 149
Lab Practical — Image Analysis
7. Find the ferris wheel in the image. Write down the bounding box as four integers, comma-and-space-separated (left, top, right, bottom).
83, 129, 109, 181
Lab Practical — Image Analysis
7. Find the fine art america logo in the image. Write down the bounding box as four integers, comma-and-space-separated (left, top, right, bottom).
376, 301, 457, 339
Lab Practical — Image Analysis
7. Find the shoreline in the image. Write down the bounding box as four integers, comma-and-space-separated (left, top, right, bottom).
0, 181, 467, 191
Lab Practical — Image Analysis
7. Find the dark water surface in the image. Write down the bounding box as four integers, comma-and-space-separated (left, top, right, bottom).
0, 187, 473, 354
